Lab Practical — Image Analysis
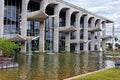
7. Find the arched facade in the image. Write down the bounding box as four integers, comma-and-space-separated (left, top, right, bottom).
0, 0, 114, 53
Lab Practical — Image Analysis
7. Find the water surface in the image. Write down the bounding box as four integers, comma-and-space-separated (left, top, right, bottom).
0, 52, 113, 80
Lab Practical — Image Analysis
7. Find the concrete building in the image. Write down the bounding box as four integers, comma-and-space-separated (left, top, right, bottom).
0, 0, 114, 53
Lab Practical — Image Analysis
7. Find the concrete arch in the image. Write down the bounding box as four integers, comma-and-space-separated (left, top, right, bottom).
88, 17, 94, 21
24, 0, 30, 10
27, 0, 41, 12
95, 19, 101, 23
101, 21, 106, 28
44, 1, 69, 13
80, 14, 88, 19
45, 3, 58, 15
88, 17, 94, 28
59, 7, 70, 27
95, 19, 101, 27
102, 21, 106, 24
39, 1, 56, 11
80, 14, 87, 28
70, 11, 79, 27
59, 7, 70, 12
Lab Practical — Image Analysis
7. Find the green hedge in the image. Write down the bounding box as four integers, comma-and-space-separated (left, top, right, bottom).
0, 38, 19, 57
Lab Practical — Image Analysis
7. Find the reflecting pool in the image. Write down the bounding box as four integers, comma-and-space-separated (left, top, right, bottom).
0, 52, 114, 80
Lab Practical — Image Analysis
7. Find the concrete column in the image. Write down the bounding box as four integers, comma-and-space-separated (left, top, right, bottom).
91, 32, 95, 51
27, 38, 32, 54
112, 23, 115, 51
53, 5, 60, 53
21, 0, 29, 37
90, 18, 95, 51
102, 39, 106, 51
102, 22, 106, 36
65, 10, 71, 52
39, 0, 46, 53
97, 20, 101, 51
102, 22, 106, 51
21, 0, 29, 53
97, 32, 101, 51
84, 15, 88, 52
75, 13, 80, 53
21, 41, 27, 53
40, 0, 46, 12
0, 0, 4, 38
65, 33, 70, 52
39, 22, 45, 52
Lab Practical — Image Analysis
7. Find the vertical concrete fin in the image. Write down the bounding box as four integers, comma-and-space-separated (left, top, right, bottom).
0, 0, 4, 38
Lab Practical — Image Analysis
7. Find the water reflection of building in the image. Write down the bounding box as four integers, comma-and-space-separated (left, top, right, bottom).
44, 54, 58, 80
1, 0, 114, 53
0, 52, 106, 80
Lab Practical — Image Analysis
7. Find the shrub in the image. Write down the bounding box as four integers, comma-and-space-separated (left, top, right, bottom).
0, 38, 19, 57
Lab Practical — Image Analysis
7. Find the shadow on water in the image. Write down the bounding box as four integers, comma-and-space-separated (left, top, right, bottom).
0, 52, 115, 80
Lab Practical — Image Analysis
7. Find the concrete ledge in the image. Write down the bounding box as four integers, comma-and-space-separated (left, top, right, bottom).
0, 61, 19, 69
64, 68, 111, 80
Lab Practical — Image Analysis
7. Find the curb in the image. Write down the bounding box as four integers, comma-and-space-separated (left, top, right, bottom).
64, 68, 111, 80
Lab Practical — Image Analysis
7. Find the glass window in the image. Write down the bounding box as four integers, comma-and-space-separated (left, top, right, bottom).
4, 0, 22, 35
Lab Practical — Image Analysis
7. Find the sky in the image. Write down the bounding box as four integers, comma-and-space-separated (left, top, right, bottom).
64, 0, 120, 37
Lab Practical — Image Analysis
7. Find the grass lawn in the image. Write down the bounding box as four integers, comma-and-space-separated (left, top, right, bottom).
76, 68, 120, 80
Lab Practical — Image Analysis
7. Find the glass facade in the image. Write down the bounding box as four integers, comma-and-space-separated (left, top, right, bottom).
26, 1, 41, 51
45, 5, 55, 52
80, 16, 84, 28
95, 20, 99, 27
45, 6, 54, 15
71, 14, 76, 27
80, 43, 84, 50
80, 16, 84, 39
80, 29, 84, 39
27, 21, 40, 36
59, 32, 65, 52
59, 10, 66, 27
27, 1, 40, 36
45, 17, 54, 52
4, 0, 22, 35
70, 43, 76, 52
88, 32, 91, 40
70, 13, 76, 40
88, 18, 92, 28
71, 31, 76, 39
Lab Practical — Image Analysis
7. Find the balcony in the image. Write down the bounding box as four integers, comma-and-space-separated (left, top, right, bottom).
88, 27, 102, 32
3, 34, 25, 41
101, 35, 113, 40
70, 39, 87, 43
59, 26, 76, 32
27, 10, 48, 21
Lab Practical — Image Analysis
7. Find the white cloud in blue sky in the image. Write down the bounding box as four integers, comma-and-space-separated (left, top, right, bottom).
64, 0, 120, 36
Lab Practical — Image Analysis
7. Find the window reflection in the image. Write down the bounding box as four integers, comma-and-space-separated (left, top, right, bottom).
45, 17, 54, 51
4, 0, 22, 35
27, 1, 40, 36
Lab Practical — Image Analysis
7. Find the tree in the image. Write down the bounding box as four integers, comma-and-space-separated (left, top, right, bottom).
0, 38, 19, 57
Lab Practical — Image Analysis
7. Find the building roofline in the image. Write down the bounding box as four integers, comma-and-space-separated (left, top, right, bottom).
57, 0, 113, 23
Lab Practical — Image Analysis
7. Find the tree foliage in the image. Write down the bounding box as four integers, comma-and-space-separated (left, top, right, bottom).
0, 38, 19, 57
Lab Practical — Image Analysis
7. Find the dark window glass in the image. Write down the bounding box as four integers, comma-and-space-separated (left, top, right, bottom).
4, 0, 22, 35
71, 31, 76, 39
27, 1, 40, 36
59, 10, 66, 27
45, 17, 54, 52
